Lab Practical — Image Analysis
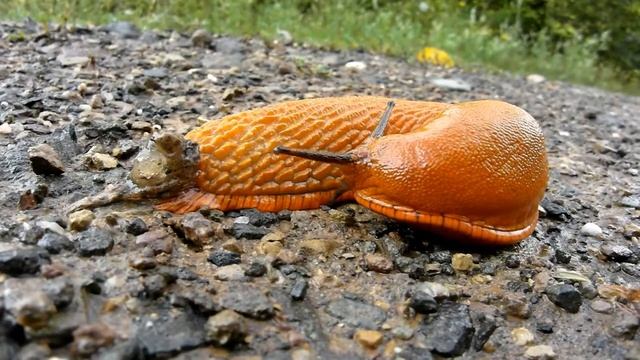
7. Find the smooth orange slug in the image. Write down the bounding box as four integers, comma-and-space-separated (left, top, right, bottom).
152, 96, 548, 246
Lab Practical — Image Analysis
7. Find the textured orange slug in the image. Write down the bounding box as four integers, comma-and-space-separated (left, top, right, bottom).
157, 96, 548, 245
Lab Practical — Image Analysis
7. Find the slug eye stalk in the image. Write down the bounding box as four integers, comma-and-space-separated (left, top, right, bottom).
273, 100, 395, 163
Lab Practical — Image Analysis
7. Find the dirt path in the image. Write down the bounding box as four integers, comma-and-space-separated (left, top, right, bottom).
1, 20, 639, 359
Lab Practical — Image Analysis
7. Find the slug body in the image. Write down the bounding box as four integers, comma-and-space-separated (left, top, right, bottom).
158, 96, 548, 245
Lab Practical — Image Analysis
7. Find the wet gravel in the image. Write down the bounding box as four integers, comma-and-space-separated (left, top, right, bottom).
0, 19, 639, 359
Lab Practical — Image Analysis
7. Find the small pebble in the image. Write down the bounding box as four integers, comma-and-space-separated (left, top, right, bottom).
191, 29, 212, 47
589, 299, 613, 314
0, 247, 50, 276
414, 282, 450, 300
600, 244, 636, 263
451, 253, 474, 272
125, 218, 148, 235
504, 254, 520, 268
68, 209, 95, 231
88, 153, 118, 170
228, 223, 269, 239
580, 222, 603, 238
536, 320, 554, 334
244, 262, 267, 277
410, 291, 438, 314
553, 249, 571, 264
290, 278, 308, 300
89, 94, 103, 109
37, 232, 73, 254
300, 239, 341, 255
511, 327, 534, 346
524, 345, 556, 359
364, 253, 394, 273
143, 274, 168, 298
136, 229, 173, 255
214, 264, 245, 281
0, 122, 12, 134
545, 284, 582, 313
502, 293, 532, 319
180, 212, 219, 247
344, 61, 367, 71
208, 250, 241, 266
391, 325, 414, 340
72, 323, 116, 357
74, 228, 115, 256
354, 329, 383, 348
205, 309, 247, 346
28, 144, 65, 175
129, 257, 156, 270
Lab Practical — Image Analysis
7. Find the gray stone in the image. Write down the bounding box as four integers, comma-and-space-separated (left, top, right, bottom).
208, 250, 241, 267
227, 223, 269, 239
326, 298, 386, 329
545, 284, 582, 313
600, 244, 637, 263
619, 195, 640, 209
125, 218, 148, 235
471, 311, 497, 351
0, 247, 50, 275
37, 232, 73, 254
74, 228, 114, 256
422, 302, 475, 357
137, 312, 207, 358
219, 284, 274, 320
104, 21, 140, 39
590, 300, 613, 314
410, 291, 438, 314
244, 262, 267, 277
290, 278, 308, 301
171, 289, 221, 316
143, 67, 168, 78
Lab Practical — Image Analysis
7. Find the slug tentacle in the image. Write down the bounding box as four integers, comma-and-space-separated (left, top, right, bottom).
273, 146, 358, 164
370, 101, 395, 139
272, 100, 396, 164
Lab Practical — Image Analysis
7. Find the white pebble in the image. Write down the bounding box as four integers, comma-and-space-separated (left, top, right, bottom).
526, 74, 546, 84
234, 216, 250, 225
525, 344, 556, 359
344, 61, 367, 71
511, 327, 534, 346
580, 222, 603, 238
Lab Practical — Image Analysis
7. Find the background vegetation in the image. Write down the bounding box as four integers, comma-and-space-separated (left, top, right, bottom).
2, 0, 639, 94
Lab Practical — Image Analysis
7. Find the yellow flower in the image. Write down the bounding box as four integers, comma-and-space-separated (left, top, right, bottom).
416, 47, 455, 68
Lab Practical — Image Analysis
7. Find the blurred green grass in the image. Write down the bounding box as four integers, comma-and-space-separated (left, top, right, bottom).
2, 0, 638, 95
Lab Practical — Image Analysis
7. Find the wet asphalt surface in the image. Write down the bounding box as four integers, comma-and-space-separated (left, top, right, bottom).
0, 20, 639, 359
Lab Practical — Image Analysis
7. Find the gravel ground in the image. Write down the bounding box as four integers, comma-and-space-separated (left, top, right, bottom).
0, 20, 639, 360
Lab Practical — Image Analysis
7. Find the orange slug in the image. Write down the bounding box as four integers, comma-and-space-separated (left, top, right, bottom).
153, 96, 548, 246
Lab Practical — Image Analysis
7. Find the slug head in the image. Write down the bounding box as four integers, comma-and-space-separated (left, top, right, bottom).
130, 132, 200, 197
